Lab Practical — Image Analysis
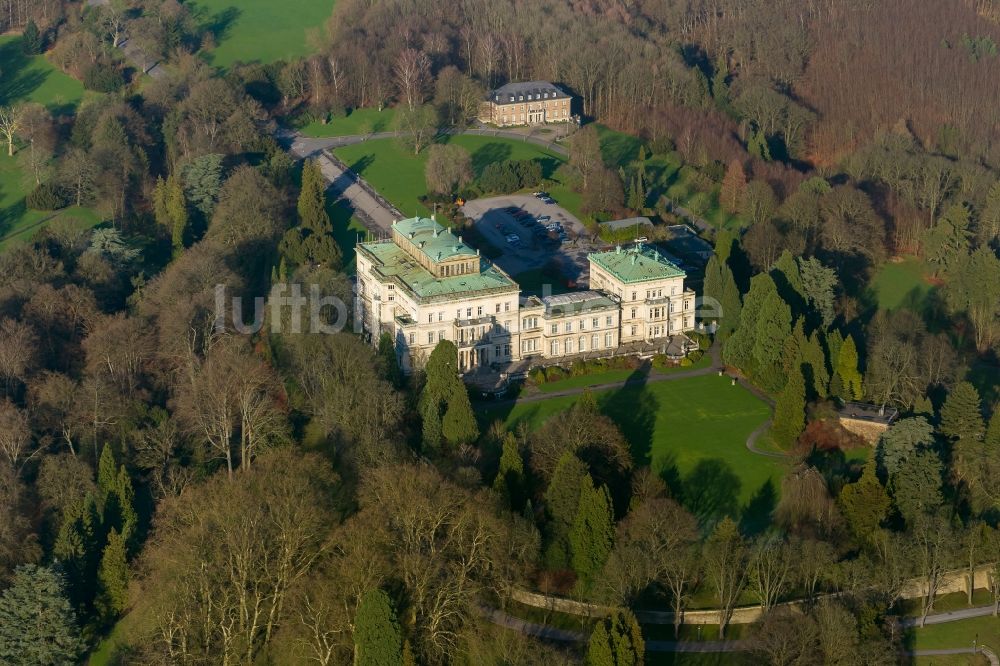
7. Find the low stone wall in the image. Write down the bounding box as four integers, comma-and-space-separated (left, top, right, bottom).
511, 564, 998, 626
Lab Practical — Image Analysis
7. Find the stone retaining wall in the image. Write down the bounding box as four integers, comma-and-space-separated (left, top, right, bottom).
511, 564, 998, 626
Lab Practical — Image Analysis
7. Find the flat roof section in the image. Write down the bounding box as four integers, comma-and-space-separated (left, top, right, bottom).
542, 290, 618, 317
589, 244, 686, 283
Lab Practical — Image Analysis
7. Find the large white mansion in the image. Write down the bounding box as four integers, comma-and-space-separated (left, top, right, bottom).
355, 216, 697, 374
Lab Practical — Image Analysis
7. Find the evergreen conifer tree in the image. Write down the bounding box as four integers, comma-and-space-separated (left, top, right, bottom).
939, 381, 985, 442
772, 362, 806, 448
586, 608, 645, 666
21, 20, 41, 55
834, 334, 863, 401
441, 383, 478, 446
570, 477, 614, 592
493, 433, 525, 510
353, 589, 403, 666
0, 565, 84, 665
96, 529, 128, 624
544, 453, 589, 569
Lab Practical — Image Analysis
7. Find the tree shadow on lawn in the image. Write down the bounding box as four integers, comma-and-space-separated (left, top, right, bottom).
0, 39, 48, 108
739, 479, 777, 537
675, 458, 742, 529
199, 6, 242, 49
599, 364, 657, 467
469, 142, 513, 176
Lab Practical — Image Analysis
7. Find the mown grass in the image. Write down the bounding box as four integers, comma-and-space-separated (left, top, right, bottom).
873, 256, 934, 311
299, 107, 399, 138
191, 0, 335, 68
332, 135, 571, 218
904, 614, 1000, 657
0, 38, 100, 250
479, 373, 782, 522
0, 35, 85, 114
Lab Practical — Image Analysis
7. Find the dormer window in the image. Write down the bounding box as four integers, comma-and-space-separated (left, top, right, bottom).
543, 92, 548, 99
518, 95, 523, 101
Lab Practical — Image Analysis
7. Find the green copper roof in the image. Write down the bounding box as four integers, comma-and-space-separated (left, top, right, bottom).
393, 217, 478, 264
358, 240, 517, 301
588, 244, 685, 283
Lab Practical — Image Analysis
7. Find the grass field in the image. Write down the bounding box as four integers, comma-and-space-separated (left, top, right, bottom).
873, 256, 935, 311
0, 36, 99, 248
904, 614, 1000, 661
0, 35, 85, 114
0, 156, 101, 250
191, 0, 334, 68
480, 373, 781, 526
332, 135, 572, 217
299, 107, 398, 138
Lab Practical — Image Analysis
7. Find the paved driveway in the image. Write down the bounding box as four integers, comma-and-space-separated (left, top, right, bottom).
462, 194, 600, 286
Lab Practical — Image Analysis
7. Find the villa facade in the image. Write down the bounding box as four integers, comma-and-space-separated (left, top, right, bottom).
478, 81, 573, 127
355, 217, 696, 374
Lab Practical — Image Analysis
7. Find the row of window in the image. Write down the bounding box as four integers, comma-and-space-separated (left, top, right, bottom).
498, 92, 561, 102
545, 333, 615, 356
501, 108, 569, 124
547, 315, 615, 335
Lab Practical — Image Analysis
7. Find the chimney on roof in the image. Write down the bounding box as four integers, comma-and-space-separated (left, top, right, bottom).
408, 232, 414, 239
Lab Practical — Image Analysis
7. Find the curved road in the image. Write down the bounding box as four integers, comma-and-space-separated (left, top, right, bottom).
481, 604, 999, 661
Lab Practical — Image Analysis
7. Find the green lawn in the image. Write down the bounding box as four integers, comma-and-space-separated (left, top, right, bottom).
904, 614, 1000, 658
299, 107, 398, 138
480, 374, 781, 525
191, 0, 334, 68
0, 35, 85, 114
0, 39, 100, 248
332, 135, 570, 217
873, 256, 934, 311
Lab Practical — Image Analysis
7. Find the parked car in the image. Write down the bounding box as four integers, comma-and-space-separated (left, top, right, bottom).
534, 191, 549, 198
537, 215, 551, 222
541, 197, 556, 204
505, 234, 520, 244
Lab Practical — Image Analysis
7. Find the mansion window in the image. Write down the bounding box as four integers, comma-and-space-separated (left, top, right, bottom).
551, 324, 558, 334
605, 333, 613, 347
496, 303, 501, 313
592, 317, 599, 328
592, 334, 599, 349
630, 325, 637, 336
578, 336, 586, 351
427, 332, 434, 344
565, 322, 572, 333
565, 339, 573, 354
550, 341, 559, 355
477, 306, 483, 316
606, 316, 613, 326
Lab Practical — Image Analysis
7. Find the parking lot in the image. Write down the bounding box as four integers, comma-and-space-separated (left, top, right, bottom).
461, 194, 602, 289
